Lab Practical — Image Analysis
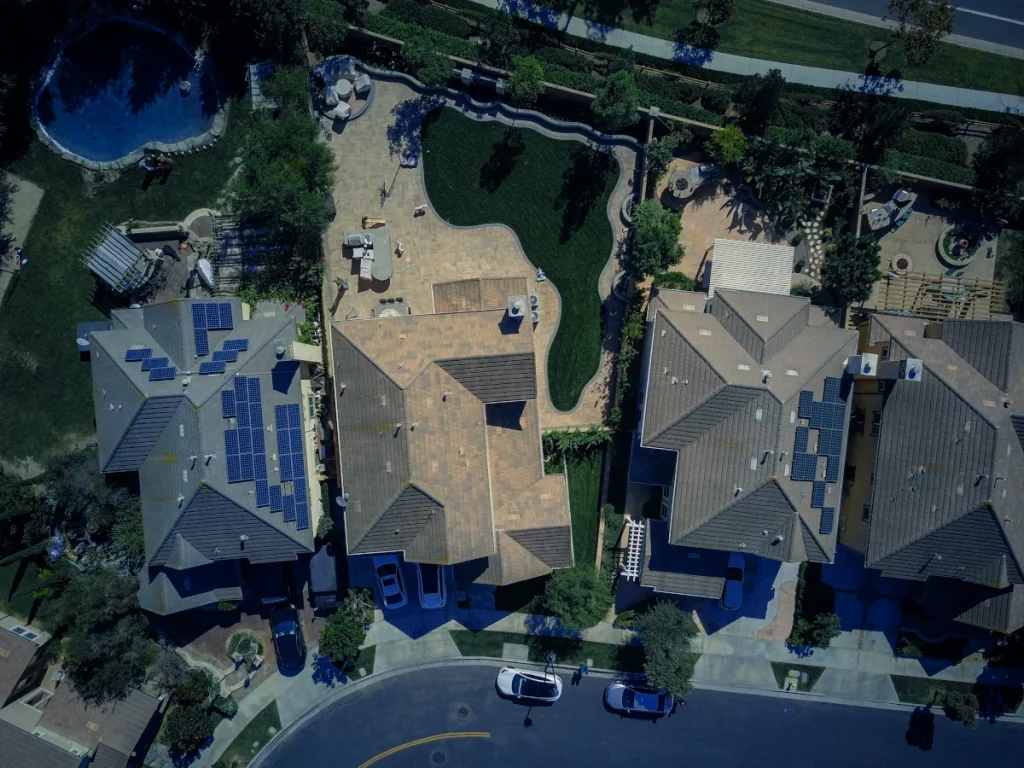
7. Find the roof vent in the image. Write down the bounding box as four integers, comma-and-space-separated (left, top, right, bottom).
762, 370, 772, 383
176, 494, 184, 506
507, 295, 528, 322
276, 345, 286, 357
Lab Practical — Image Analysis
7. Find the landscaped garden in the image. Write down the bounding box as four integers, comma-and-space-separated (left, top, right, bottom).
420, 107, 619, 411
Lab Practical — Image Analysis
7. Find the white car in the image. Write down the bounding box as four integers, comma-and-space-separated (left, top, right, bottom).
495, 667, 562, 702
604, 683, 673, 716
416, 563, 447, 609
721, 552, 746, 610
372, 555, 408, 610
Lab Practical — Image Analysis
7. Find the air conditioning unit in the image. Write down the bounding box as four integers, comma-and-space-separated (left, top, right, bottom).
846, 353, 879, 376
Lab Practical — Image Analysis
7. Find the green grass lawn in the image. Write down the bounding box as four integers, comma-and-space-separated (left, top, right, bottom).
770, 661, 825, 692
890, 675, 1023, 714
420, 107, 618, 411
0, 101, 247, 460
212, 700, 282, 768
552, 0, 1024, 96
566, 448, 604, 568
352, 645, 376, 677
449, 629, 647, 672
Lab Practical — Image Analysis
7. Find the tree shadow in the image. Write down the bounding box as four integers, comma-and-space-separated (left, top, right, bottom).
387, 95, 446, 161
499, 0, 565, 30
479, 130, 527, 193
311, 652, 351, 688
554, 145, 617, 243
905, 706, 934, 751
675, 21, 720, 52
525, 633, 584, 661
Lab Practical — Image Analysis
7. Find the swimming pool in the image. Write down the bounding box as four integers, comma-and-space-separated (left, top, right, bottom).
35, 19, 224, 164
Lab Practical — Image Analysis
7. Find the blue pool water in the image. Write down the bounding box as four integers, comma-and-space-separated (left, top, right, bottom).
36, 20, 223, 163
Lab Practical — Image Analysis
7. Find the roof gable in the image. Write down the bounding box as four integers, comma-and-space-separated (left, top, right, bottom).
436, 353, 537, 403
677, 480, 797, 558
711, 290, 809, 363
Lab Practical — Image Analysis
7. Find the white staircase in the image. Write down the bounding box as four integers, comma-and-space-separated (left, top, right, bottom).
620, 518, 645, 582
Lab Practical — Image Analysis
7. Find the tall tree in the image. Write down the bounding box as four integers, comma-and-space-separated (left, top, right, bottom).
0, 171, 16, 255
46, 449, 131, 536
693, 0, 735, 25
592, 67, 640, 131
404, 32, 452, 87
543, 566, 613, 631
318, 590, 373, 668
705, 124, 747, 166
508, 56, 545, 109
478, 12, 521, 69
885, 0, 955, 66
633, 601, 698, 698
828, 90, 909, 163
973, 125, 1024, 223
645, 130, 691, 189
306, 0, 347, 54
630, 200, 684, 279
734, 68, 786, 136
820, 233, 881, 306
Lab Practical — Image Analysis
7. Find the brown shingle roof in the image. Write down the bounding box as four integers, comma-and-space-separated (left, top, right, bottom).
37, 685, 158, 756
432, 277, 530, 313
0, 628, 39, 706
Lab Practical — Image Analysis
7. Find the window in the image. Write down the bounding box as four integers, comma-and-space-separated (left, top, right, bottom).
881, 345, 890, 360
862, 504, 872, 522
23, 690, 51, 711
877, 380, 887, 393
870, 472, 875, 485
871, 411, 882, 436
10, 626, 38, 641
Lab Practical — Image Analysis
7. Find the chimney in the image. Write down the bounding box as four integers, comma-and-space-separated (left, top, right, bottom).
507, 295, 528, 324
879, 358, 922, 382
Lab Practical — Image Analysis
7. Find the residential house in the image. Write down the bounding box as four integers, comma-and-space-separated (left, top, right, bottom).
330, 280, 573, 585
632, 287, 858, 600
843, 315, 1024, 633
88, 299, 323, 615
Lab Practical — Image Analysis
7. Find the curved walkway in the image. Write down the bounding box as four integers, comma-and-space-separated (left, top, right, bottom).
474, 0, 1024, 114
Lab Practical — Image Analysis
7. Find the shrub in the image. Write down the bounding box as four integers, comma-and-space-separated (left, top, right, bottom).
705, 124, 747, 166
543, 565, 614, 631
790, 281, 813, 297
212, 695, 238, 719
609, 406, 622, 428
700, 87, 731, 115
217, 600, 239, 612
542, 428, 612, 460
361, 15, 476, 59
383, 0, 473, 38
174, 669, 215, 708
651, 271, 696, 290
637, 74, 702, 106
942, 691, 979, 729
306, 0, 347, 54
316, 513, 335, 542
165, 704, 215, 755
895, 129, 968, 166
318, 589, 374, 668
535, 46, 591, 72
771, 101, 827, 134
884, 151, 975, 185
540, 62, 600, 94
896, 636, 923, 658
638, 90, 724, 126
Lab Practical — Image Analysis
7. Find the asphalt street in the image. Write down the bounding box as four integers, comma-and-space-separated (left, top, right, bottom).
259, 666, 1024, 768
804, 0, 1024, 48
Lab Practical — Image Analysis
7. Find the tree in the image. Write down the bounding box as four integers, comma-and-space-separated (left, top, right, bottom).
46, 449, 131, 536
306, 0, 347, 54
996, 231, 1024, 316
885, 0, 955, 66
404, 32, 451, 87
942, 691, 979, 729
633, 601, 698, 698
174, 669, 216, 707
693, 0, 735, 25
592, 68, 640, 131
478, 12, 520, 69
807, 612, 842, 647
645, 130, 691, 189
829, 90, 909, 163
318, 589, 373, 668
165, 704, 215, 754
508, 56, 545, 109
112, 498, 145, 572
973, 125, 1024, 223
150, 642, 190, 693
820, 233, 881, 306
337, 0, 369, 24
0, 171, 16, 255
543, 566, 613, 631
734, 68, 786, 136
705, 124, 747, 166
630, 200, 684, 279
234, 0, 308, 63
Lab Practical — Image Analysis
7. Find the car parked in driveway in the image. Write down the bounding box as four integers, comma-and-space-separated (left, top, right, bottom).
416, 563, 446, 609
372, 554, 408, 609
604, 683, 673, 716
495, 667, 562, 702
269, 604, 306, 672
721, 552, 746, 610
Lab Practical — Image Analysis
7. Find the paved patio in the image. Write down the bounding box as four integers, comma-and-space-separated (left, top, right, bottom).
323, 80, 636, 427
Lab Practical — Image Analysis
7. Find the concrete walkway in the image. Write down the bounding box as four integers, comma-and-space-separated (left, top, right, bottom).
473, 0, 1024, 114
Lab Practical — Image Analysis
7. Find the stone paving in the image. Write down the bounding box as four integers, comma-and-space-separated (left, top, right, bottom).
323, 79, 636, 427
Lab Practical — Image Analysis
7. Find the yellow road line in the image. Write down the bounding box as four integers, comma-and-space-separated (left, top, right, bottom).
358, 732, 491, 768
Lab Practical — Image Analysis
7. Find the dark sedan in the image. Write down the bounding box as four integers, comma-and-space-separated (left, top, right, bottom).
270, 605, 307, 672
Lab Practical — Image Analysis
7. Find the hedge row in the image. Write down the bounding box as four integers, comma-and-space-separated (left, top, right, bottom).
885, 150, 976, 185
361, 14, 477, 59
640, 90, 725, 126
637, 73, 703, 106
894, 129, 968, 167
534, 45, 592, 72
540, 62, 600, 93
773, 101, 828, 134
382, 0, 474, 38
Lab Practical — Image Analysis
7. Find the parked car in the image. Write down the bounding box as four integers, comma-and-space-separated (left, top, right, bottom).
604, 683, 673, 716
721, 552, 746, 610
416, 563, 447, 609
495, 667, 562, 702
269, 604, 306, 672
372, 554, 408, 609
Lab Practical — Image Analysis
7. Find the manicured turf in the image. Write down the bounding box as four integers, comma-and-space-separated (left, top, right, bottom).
890, 675, 1023, 713
0, 101, 247, 460
566, 449, 604, 569
770, 661, 825, 692
212, 700, 282, 768
551, 0, 1024, 96
449, 629, 647, 672
420, 107, 618, 411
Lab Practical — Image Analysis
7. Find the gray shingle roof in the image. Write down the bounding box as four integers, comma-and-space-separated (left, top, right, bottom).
639, 289, 858, 563
0, 720, 82, 768
38, 685, 158, 757
0, 628, 39, 706
642, 519, 729, 598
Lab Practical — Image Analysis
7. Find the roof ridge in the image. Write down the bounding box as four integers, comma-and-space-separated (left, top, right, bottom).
649, 382, 759, 446
867, 503, 1013, 569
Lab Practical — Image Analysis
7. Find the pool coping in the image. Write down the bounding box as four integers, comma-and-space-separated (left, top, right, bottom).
31, 14, 230, 172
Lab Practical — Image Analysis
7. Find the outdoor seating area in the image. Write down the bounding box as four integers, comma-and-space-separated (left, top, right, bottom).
864, 188, 918, 231
315, 56, 374, 124
343, 226, 393, 283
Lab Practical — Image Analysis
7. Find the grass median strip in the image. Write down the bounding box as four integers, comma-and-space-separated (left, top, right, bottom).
449, 629, 647, 673
212, 700, 282, 768
890, 675, 1024, 713
770, 661, 825, 692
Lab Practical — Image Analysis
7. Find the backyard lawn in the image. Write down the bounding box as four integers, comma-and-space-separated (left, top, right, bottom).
420, 107, 618, 411
212, 700, 282, 768
0, 101, 247, 460
566, 449, 604, 569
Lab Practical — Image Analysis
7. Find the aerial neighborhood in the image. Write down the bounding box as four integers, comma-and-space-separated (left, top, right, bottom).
0, 0, 1023, 765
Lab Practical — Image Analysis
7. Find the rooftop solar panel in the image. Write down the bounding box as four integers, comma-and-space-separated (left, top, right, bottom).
238, 428, 252, 454
820, 507, 835, 535
219, 303, 234, 330
235, 377, 248, 402
292, 452, 304, 477
254, 455, 267, 480
149, 367, 176, 381
194, 328, 210, 356
817, 428, 843, 457
279, 454, 292, 482
255, 479, 270, 508
199, 361, 227, 375
823, 402, 846, 431
287, 403, 301, 425
811, 481, 826, 508
289, 429, 303, 455
250, 403, 263, 430
213, 349, 238, 363
283, 495, 296, 522
247, 377, 261, 402
191, 303, 207, 330
252, 430, 265, 454
798, 390, 814, 419
294, 483, 307, 504
206, 302, 221, 329
226, 455, 242, 483
275, 405, 288, 428
825, 455, 841, 483
807, 402, 824, 430
224, 339, 249, 352
237, 405, 250, 429
295, 503, 310, 531
823, 377, 843, 403
240, 453, 254, 482
221, 390, 236, 419
276, 429, 288, 455
269, 485, 283, 512
794, 426, 809, 454
124, 348, 152, 362
141, 356, 169, 372
225, 429, 239, 456
791, 453, 818, 482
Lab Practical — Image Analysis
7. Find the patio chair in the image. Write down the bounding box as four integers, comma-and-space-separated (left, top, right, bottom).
354, 73, 372, 95
322, 85, 340, 108
882, 201, 897, 217
868, 208, 883, 224
893, 189, 912, 205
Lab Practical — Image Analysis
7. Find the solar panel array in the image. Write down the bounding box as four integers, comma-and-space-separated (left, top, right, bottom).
149, 367, 177, 381
811, 481, 826, 508
199, 361, 227, 375
224, 376, 272, 510
125, 348, 152, 362
792, 377, 848, 512
274, 403, 308, 530
192, 302, 235, 357
820, 507, 835, 535
141, 356, 169, 372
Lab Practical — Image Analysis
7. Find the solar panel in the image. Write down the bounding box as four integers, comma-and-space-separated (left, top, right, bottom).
823, 402, 846, 431
811, 481, 826, 508
224, 339, 249, 352
254, 455, 268, 480
235, 377, 248, 402
213, 349, 238, 363
287, 403, 301, 425
252, 429, 265, 454
279, 454, 292, 482
237, 405, 250, 429
792, 453, 818, 482
199, 361, 227, 375
269, 485, 283, 512
221, 390, 236, 419
226, 455, 242, 483
250, 403, 263, 429
149, 367, 176, 381
817, 428, 843, 456
238, 428, 252, 454
194, 328, 210, 356
794, 426, 809, 454
255, 479, 270, 508
295, 503, 310, 531
192, 303, 207, 330
293, 483, 307, 504
225, 429, 239, 456
240, 453, 254, 481
124, 348, 152, 362
825, 455, 841, 483
276, 428, 288, 454
206, 302, 222, 329
283, 495, 296, 522
274, 405, 289, 430
819, 507, 835, 535
823, 377, 843, 403
807, 402, 824, 430
292, 452, 304, 476
141, 356, 169, 371
219, 303, 234, 330
287, 429, 302, 455
798, 390, 814, 419
248, 377, 261, 402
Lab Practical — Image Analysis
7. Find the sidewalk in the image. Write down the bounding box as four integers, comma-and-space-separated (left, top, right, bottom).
474, 0, 1024, 114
